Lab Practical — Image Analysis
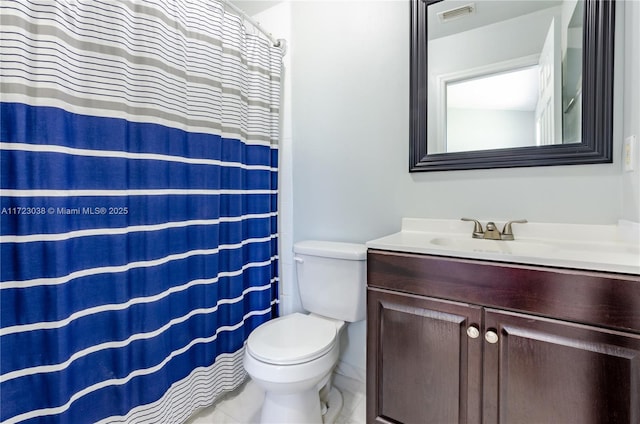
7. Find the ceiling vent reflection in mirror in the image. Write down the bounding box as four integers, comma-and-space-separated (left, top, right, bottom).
437, 3, 476, 22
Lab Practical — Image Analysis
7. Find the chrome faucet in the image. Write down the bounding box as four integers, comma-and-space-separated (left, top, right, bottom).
461, 218, 527, 240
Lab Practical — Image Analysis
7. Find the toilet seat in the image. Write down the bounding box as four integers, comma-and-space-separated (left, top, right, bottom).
247, 313, 338, 365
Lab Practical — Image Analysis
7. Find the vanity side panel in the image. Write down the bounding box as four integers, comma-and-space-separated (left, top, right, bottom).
367, 250, 640, 333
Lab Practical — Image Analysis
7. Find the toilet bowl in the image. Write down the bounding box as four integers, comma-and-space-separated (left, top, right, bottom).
243, 240, 367, 424
243, 313, 344, 423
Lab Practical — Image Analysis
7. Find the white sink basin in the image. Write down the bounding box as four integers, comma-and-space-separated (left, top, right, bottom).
429, 237, 557, 256
366, 218, 640, 275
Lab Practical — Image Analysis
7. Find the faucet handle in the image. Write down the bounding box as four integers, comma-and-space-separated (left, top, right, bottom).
501, 219, 527, 240
461, 218, 484, 239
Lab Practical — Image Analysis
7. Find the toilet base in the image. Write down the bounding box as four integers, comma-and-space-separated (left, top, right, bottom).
259, 386, 343, 424
260, 386, 321, 423
322, 386, 343, 424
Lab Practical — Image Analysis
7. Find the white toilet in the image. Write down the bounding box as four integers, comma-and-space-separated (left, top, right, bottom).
243, 240, 367, 423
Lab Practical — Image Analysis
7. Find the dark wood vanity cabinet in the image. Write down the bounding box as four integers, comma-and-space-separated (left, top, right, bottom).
366, 250, 640, 424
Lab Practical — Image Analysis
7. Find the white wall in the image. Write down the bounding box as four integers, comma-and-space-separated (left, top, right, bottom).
291, 1, 410, 244
622, 0, 640, 222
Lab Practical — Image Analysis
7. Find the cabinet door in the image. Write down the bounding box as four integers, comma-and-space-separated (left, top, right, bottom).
483, 309, 640, 424
367, 288, 483, 424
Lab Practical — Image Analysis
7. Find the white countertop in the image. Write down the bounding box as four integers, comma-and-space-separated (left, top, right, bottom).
366, 218, 640, 275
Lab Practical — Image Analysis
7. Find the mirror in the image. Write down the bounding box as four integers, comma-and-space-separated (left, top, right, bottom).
410, 0, 615, 172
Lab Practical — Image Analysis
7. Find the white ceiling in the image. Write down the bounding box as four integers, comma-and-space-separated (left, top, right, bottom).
428, 0, 563, 40
227, 0, 282, 16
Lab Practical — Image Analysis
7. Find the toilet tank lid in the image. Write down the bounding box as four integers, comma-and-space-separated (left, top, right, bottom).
294, 240, 366, 260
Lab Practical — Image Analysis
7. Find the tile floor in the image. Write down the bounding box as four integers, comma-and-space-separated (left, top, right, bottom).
185, 373, 365, 424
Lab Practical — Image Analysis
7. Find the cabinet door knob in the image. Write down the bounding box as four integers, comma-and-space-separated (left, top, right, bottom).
485, 330, 499, 344
466, 325, 480, 339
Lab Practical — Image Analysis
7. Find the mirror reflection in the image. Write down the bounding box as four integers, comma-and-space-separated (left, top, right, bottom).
427, 0, 584, 154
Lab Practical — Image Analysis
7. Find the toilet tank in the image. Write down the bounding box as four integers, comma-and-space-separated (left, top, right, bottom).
293, 240, 367, 322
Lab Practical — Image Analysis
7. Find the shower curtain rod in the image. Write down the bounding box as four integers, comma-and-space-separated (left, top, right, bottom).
222, 0, 285, 49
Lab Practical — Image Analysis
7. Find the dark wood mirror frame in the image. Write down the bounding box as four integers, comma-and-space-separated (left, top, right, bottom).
410, 0, 615, 172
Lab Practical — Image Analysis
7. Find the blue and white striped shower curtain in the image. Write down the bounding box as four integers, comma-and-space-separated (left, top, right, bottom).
0, 0, 281, 422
